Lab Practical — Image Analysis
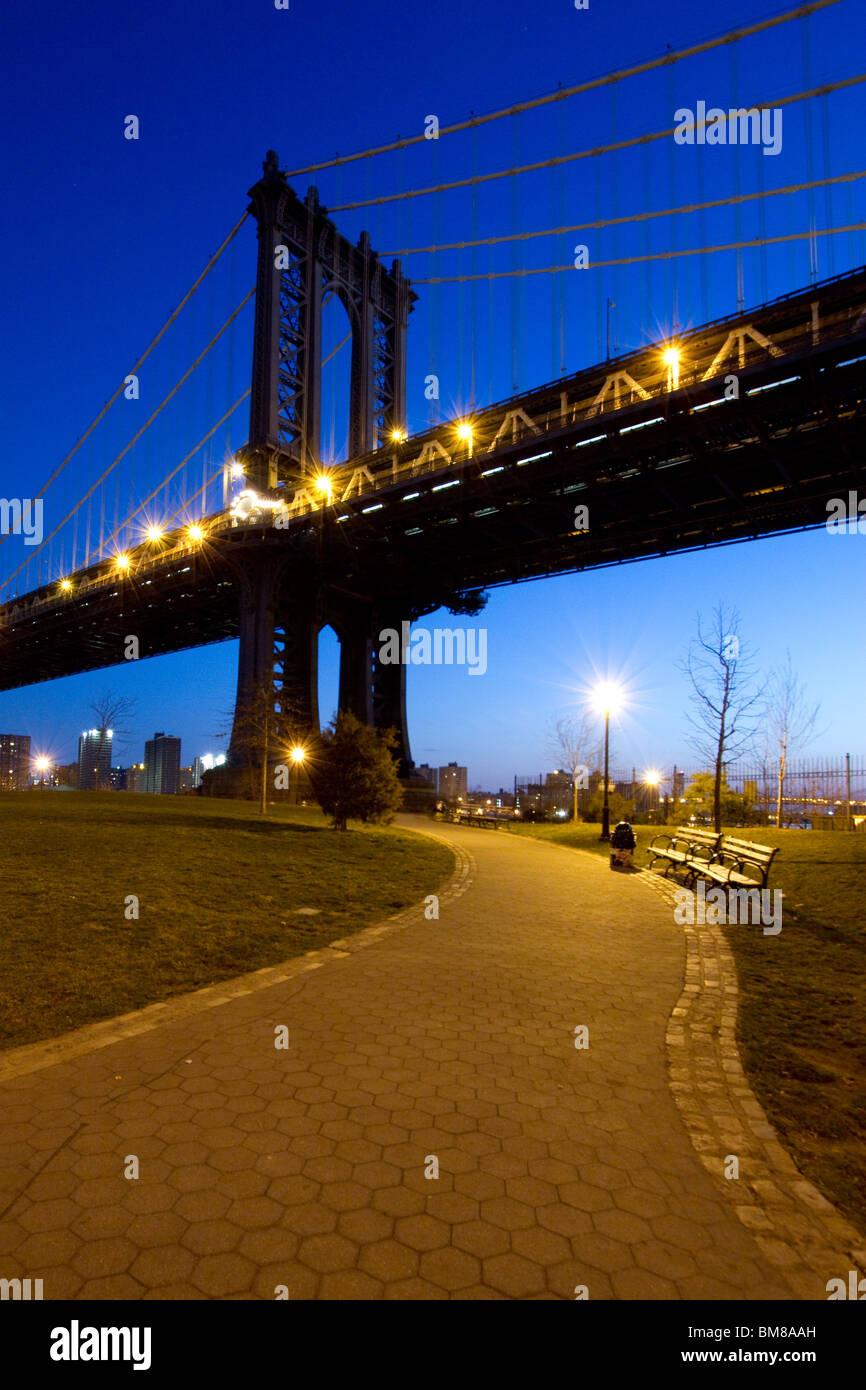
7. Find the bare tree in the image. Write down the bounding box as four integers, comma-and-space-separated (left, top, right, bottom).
547, 712, 601, 822
681, 604, 764, 833
89, 690, 136, 735
87, 690, 136, 788
218, 682, 310, 815
759, 653, 821, 827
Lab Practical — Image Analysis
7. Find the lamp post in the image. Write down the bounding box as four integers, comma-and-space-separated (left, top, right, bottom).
34, 756, 51, 788
645, 770, 660, 822
593, 683, 622, 842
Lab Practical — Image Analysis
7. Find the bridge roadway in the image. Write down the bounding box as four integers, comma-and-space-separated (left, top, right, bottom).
0, 820, 853, 1300
2, 266, 865, 692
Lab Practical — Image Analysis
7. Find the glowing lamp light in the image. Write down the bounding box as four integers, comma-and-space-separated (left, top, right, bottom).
391, 428, 407, 443
115, 553, 131, 571
663, 344, 681, 390
645, 769, 660, 786
35, 757, 50, 772
188, 524, 204, 543
146, 526, 163, 542
592, 681, 623, 716
230, 460, 245, 478
315, 476, 333, 501
456, 422, 474, 442
290, 746, 306, 764
60, 578, 72, 592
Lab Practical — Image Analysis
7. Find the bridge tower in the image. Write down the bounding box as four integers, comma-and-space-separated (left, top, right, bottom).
228, 151, 418, 784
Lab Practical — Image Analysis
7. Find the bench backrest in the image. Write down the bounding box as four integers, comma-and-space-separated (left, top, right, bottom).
676, 827, 721, 849
721, 837, 776, 865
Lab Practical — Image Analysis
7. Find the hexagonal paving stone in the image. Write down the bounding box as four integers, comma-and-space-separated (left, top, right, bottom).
182, 1221, 243, 1256
393, 1214, 450, 1252
297, 1233, 358, 1274
483, 1252, 547, 1298
130, 1244, 197, 1288
319, 1270, 384, 1300
479, 1196, 535, 1232
20, 1230, 81, 1269
19, 1199, 82, 1234
191, 1252, 256, 1296
358, 1239, 419, 1283
419, 1247, 481, 1292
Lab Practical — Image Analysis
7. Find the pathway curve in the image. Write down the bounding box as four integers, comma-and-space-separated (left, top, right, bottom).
0, 818, 849, 1299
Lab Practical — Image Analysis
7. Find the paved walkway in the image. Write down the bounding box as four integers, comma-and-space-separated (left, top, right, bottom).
0, 819, 850, 1299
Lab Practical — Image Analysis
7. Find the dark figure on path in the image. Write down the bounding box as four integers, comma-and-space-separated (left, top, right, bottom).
609, 820, 636, 871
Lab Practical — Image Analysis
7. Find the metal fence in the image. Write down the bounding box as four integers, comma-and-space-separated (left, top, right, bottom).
515, 758, 866, 825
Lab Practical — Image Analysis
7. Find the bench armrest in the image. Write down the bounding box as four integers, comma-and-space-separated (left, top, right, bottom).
649, 833, 673, 850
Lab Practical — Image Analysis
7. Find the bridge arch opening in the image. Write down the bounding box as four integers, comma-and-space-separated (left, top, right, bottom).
317, 624, 340, 732
320, 289, 354, 467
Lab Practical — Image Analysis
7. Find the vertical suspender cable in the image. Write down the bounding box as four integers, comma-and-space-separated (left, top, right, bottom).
611, 84, 621, 355
226, 214, 238, 477
666, 65, 678, 342
510, 117, 518, 393
820, 94, 835, 277
471, 126, 478, 410
594, 156, 603, 362
731, 45, 744, 309
558, 97, 567, 375
801, 15, 817, 281
550, 105, 558, 381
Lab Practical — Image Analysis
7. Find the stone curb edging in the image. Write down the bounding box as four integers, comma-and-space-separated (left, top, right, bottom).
0, 835, 474, 1086
639, 868, 866, 1299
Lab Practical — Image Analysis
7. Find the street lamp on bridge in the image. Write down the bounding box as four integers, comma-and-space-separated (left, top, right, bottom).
592, 682, 623, 842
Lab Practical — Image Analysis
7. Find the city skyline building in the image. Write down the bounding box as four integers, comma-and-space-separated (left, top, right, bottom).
438, 763, 468, 801
0, 734, 31, 790
144, 732, 181, 795
77, 729, 113, 791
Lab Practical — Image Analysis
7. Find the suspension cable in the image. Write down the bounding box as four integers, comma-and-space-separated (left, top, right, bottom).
328, 75, 866, 213
5, 293, 254, 586
283, 1, 841, 177
83, 390, 252, 567
1, 211, 250, 533
412, 221, 866, 283
382, 170, 866, 257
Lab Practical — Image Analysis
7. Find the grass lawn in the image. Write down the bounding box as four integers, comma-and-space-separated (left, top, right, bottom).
505, 817, 866, 1235
0, 792, 453, 1051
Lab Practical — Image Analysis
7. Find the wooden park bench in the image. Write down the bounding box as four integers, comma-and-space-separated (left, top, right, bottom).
648, 826, 721, 876
452, 808, 503, 829
696, 836, 778, 894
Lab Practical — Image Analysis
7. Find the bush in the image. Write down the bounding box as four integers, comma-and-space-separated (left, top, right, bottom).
311, 711, 404, 831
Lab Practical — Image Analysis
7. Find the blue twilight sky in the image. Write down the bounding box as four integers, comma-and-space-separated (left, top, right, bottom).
0, 0, 863, 789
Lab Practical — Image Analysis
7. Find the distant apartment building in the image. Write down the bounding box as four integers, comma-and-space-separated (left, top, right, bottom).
0, 734, 31, 790
126, 763, 147, 793
415, 763, 438, 789
144, 732, 181, 795
177, 766, 195, 793
77, 730, 114, 791
438, 762, 468, 801
56, 762, 78, 790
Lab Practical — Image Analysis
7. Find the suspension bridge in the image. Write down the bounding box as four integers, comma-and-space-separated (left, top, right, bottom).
1, 0, 864, 783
